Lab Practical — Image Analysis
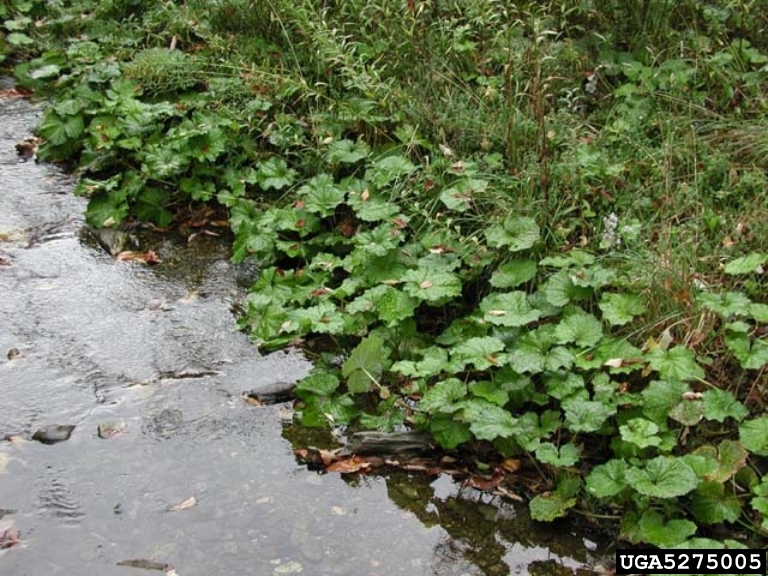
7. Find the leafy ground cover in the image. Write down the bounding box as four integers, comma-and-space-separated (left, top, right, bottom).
2, 0, 767, 554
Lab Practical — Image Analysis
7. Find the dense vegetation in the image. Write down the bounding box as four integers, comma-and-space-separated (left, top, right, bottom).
2, 0, 767, 555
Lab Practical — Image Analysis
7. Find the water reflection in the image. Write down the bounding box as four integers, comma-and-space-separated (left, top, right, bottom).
283, 426, 609, 576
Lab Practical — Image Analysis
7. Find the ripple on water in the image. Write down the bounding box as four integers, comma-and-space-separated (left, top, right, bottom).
37, 466, 85, 524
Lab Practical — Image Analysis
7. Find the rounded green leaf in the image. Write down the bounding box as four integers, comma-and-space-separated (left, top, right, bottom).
535, 442, 580, 467
529, 492, 577, 522
402, 268, 462, 305
586, 459, 628, 498
490, 259, 537, 288
620, 418, 662, 448
724, 252, 767, 275
553, 312, 603, 348
480, 291, 542, 327
468, 403, 518, 441
702, 388, 749, 423
484, 216, 540, 252
740, 417, 768, 456
599, 293, 646, 326
690, 481, 742, 525
625, 456, 699, 498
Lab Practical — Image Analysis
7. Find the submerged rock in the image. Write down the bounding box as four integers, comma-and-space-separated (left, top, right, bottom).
85, 227, 136, 256
32, 424, 75, 444
97, 421, 127, 439
244, 381, 296, 405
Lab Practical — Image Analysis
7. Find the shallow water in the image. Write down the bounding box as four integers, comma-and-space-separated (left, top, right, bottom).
0, 88, 607, 576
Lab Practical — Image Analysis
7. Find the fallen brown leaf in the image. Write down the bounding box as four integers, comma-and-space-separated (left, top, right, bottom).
0, 528, 21, 549
116, 250, 161, 264
0, 88, 33, 98
464, 470, 504, 491
169, 496, 196, 511
326, 455, 371, 474
501, 458, 521, 474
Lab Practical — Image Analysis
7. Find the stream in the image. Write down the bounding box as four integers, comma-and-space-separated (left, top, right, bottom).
0, 86, 608, 576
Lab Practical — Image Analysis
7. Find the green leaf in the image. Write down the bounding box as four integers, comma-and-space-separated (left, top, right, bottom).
4, 17, 32, 31
342, 335, 388, 394
347, 182, 398, 222
451, 336, 506, 370
690, 440, 747, 483
298, 394, 359, 427
298, 174, 345, 217
429, 413, 473, 449
507, 343, 546, 374
668, 397, 705, 426
480, 291, 542, 327
350, 225, 400, 259
419, 378, 467, 414
751, 479, 768, 531
569, 264, 616, 289
256, 157, 297, 190
402, 268, 462, 305
7, 32, 34, 46
562, 398, 616, 433
620, 418, 662, 448
535, 442, 580, 467
646, 345, 705, 382
544, 372, 587, 401
749, 303, 768, 322
347, 285, 417, 327
586, 460, 628, 498
287, 301, 345, 335
641, 379, 688, 423
325, 138, 369, 164
739, 417, 768, 456
544, 270, 592, 307
576, 337, 644, 374
682, 454, 720, 481
241, 296, 289, 342
625, 456, 699, 498
484, 216, 540, 252
490, 259, 537, 288
141, 145, 189, 177
631, 511, 697, 547
702, 388, 749, 423
540, 250, 595, 268
529, 481, 578, 521
469, 380, 508, 407
467, 402, 518, 441
295, 371, 341, 400
724, 252, 767, 275
38, 112, 85, 146
554, 311, 603, 348
367, 154, 417, 186
136, 187, 173, 227
725, 330, 768, 370
599, 293, 646, 326
690, 482, 742, 525
84, 189, 130, 228
29, 64, 61, 79
391, 346, 449, 378
439, 178, 487, 212
698, 291, 752, 318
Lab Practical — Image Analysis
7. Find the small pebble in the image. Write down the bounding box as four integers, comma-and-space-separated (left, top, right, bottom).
32, 424, 75, 444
